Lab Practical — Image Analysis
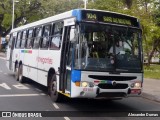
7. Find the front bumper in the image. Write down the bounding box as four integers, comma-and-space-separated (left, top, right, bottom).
71, 85, 142, 99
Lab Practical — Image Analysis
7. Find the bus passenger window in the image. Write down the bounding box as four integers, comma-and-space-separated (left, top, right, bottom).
21, 30, 27, 48
26, 29, 33, 48
51, 36, 61, 49
41, 25, 51, 48
15, 32, 22, 48
33, 27, 42, 48
50, 22, 63, 50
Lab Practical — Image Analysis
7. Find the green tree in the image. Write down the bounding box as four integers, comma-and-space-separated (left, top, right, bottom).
41, 0, 84, 18
0, 0, 43, 37
0, 0, 84, 38
88, 0, 124, 12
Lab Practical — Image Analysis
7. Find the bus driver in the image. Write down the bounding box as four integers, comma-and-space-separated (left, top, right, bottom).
109, 40, 124, 54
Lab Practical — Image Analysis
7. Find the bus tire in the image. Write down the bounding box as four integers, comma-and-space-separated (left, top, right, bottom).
18, 64, 25, 83
15, 64, 19, 81
49, 74, 63, 102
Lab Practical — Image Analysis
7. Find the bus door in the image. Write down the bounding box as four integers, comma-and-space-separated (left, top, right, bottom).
9, 33, 16, 70
60, 18, 75, 93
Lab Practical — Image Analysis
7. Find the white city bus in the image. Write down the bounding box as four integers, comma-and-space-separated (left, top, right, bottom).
6, 9, 143, 102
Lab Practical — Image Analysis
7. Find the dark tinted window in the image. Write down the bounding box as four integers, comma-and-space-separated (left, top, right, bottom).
21, 30, 27, 48
33, 27, 42, 48
26, 29, 34, 48
16, 32, 21, 48
50, 22, 63, 50
41, 25, 51, 48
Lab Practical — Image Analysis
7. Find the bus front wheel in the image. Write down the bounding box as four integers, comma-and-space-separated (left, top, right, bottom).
49, 74, 63, 102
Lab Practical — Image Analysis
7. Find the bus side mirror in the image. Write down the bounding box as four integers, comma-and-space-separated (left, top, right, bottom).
70, 27, 76, 43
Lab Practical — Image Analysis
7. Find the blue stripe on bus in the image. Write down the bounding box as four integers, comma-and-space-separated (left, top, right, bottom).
71, 70, 81, 82
72, 9, 82, 22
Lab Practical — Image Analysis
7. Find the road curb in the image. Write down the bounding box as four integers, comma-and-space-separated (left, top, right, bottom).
141, 92, 160, 103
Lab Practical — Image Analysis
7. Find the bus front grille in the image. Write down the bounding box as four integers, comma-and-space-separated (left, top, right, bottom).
98, 83, 128, 89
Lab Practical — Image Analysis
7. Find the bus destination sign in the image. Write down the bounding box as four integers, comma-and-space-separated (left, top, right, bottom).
86, 13, 97, 21
82, 11, 138, 27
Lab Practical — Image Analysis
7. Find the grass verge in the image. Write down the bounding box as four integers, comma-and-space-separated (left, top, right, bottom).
144, 64, 160, 79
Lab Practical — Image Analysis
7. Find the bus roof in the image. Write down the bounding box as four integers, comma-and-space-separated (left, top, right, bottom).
10, 9, 138, 33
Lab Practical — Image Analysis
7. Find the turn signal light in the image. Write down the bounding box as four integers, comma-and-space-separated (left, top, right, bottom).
75, 81, 80, 87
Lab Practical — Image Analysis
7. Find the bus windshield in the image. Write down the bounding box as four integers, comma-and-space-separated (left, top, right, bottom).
74, 23, 142, 72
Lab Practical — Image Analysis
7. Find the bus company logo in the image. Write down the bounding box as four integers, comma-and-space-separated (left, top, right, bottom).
36, 57, 53, 64
112, 81, 117, 87
21, 50, 32, 54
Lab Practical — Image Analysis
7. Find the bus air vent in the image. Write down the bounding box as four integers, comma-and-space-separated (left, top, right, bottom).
88, 75, 137, 81
98, 83, 128, 89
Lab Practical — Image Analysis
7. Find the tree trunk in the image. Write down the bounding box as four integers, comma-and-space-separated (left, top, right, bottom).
147, 39, 160, 66
144, 34, 149, 57
148, 48, 155, 66
125, 0, 132, 9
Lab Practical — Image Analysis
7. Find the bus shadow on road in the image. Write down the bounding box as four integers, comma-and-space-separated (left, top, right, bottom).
8, 73, 48, 94
59, 97, 139, 112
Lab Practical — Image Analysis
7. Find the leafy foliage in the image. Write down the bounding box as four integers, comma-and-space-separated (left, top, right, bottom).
0, 0, 43, 37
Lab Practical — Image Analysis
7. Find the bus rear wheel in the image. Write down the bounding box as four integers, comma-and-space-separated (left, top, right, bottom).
18, 64, 25, 83
15, 64, 19, 81
49, 74, 63, 102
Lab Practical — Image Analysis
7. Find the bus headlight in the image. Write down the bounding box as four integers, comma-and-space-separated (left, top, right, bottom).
130, 82, 141, 89
135, 82, 141, 88
75, 81, 94, 87
130, 83, 135, 88
81, 82, 88, 87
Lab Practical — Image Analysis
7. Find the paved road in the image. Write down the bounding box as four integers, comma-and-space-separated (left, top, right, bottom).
0, 58, 160, 120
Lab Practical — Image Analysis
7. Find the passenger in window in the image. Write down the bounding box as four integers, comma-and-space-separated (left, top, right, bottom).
29, 40, 33, 48
51, 36, 61, 49
109, 40, 124, 54
42, 32, 49, 48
